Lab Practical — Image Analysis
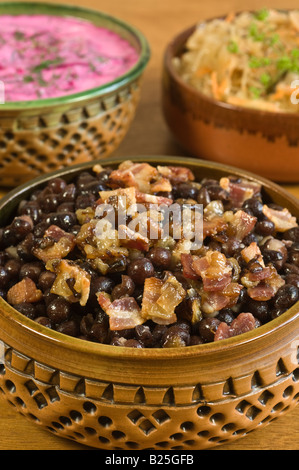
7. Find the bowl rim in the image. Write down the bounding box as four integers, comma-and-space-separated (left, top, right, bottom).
163, 9, 299, 120
0, 155, 299, 359
0, 1, 150, 110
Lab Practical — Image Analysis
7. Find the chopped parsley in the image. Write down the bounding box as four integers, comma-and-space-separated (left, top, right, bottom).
255, 8, 269, 21
31, 57, 64, 73
23, 75, 34, 83
249, 56, 271, 68
260, 72, 271, 87
249, 86, 262, 99
249, 22, 265, 42
13, 31, 25, 41
270, 33, 280, 46
97, 56, 108, 63
227, 40, 239, 53
276, 53, 299, 73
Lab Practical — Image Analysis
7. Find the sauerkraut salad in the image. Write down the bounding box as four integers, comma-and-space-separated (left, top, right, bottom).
173, 9, 299, 112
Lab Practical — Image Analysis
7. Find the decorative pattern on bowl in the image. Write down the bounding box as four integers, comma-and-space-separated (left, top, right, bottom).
1, 338, 299, 450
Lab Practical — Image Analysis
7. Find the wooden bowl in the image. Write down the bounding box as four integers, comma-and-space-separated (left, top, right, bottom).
162, 22, 299, 183
0, 155, 299, 450
0, 2, 150, 188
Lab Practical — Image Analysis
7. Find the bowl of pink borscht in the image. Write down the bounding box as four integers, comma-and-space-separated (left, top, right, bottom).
0, 2, 150, 187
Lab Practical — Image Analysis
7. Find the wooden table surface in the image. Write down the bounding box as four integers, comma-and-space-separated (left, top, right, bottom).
1, 0, 299, 451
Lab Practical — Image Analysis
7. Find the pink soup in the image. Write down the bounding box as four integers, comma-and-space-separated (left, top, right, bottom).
0, 14, 140, 101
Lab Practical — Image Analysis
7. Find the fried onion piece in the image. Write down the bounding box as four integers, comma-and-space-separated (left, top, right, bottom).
141, 274, 186, 325
33, 225, 75, 262
46, 259, 91, 306
227, 210, 257, 240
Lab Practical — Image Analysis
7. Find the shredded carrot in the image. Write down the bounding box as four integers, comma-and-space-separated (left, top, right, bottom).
211, 72, 227, 100
218, 77, 228, 97
269, 87, 293, 101
211, 71, 220, 99
194, 66, 211, 78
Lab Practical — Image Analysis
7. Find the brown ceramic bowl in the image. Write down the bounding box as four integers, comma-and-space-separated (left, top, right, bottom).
162, 21, 299, 183
0, 2, 150, 188
0, 155, 299, 450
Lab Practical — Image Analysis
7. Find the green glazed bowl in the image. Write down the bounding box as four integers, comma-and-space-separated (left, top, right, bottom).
0, 2, 150, 187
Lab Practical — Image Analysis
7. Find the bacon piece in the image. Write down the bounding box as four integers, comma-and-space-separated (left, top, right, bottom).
46, 259, 91, 306
220, 177, 261, 208
135, 190, 173, 207
7, 277, 43, 305
109, 161, 159, 193
247, 265, 285, 301
201, 291, 230, 315
97, 292, 144, 330
202, 216, 228, 239
241, 242, 263, 264
246, 266, 272, 283
33, 225, 75, 262
118, 225, 150, 251
150, 177, 172, 193
157, 165, 195, 183
200, 282, 243, 315
227, 210, 257, 240
241, 241, 284, 291
96, 291, 111, 311
214, 312, 257, 341
181, 253, 199, 280
98, 186, 137, 218
262, 205, 298, 232
247, 284, 275, 301
240, 242, 272, 284
192, 250, 232, 292
141, 274, 186, 324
